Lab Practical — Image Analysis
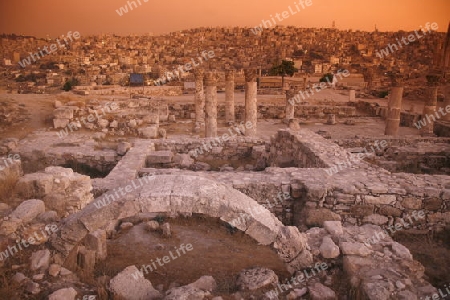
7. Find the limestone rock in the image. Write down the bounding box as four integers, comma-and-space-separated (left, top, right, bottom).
362, 214, 389, 226
305, 209, 341, 227
161, 223, 171, 237
173, 153, 194, 169
48, 287, 78, 300
308, 283, 336, 300
340, 242, 371, 257
165, 276, 216, 300
140, 126, 159, 139
30, 249, 51, 272
236, 267, 278, 291
273, 226, 307, 263
319, 237, 340, 259
109, 265, 161, 300
145, 221, 160, 232
323, 221, 344, 237
117, 142, 131, 156
9, 199, 45, 224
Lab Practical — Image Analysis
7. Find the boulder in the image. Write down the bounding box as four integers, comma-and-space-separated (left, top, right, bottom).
48, 287, 78, 300
236, 267, 278, 291
308, 283, 336, 300
109, 265, 161, 300
319, 237, 340, 259
30, 249, 51, 272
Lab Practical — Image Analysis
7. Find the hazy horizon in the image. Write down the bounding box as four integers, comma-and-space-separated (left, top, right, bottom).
0, 0, 448, 38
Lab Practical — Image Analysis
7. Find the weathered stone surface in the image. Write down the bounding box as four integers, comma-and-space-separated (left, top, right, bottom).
117, 142, 132, 156
391, 242, 413, 260
308, 282, 336, 300
305, 208, 341, 227
15, 167, 93, 217
109, 265, 161, 300
427, 212, 450, 223
365, 195, 396, 205
173, 153, 194, 169
273, 226, 307, 262
30, 249, 51, 272
423, 198, 442, 210
362, 214, 389, 225
319, 236, 340, 259
236, 267, 278, 291
340, 242, 371, 257
9, 199, 45, 224
378, 205, 402, 217
401, 197, 422, 210
139, 126, 159, 139
165, 276, 216, 300
48, 287, 78, 300
323, 221, 344, 237
85, 229, 107, 260
147, 151, 173, 164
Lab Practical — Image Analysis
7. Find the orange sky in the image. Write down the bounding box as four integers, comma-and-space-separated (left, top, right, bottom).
0, 0, 448, 37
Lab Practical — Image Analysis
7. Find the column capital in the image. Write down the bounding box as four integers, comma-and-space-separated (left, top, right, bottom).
244, 69, 258, 82
426, 73, 441, 86
225, 69, 235, 81
194, 68, 205, 79
388, 71, 404, 87
205, 71, 218, 86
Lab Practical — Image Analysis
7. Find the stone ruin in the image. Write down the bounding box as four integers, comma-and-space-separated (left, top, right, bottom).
0, 68, 449, 300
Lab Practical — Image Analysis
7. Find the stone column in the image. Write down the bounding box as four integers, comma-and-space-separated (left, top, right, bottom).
441, 84, 450, 122
244, 69, 258, 136
225, 70, 235, 124
384, 74, 403, 136
421, 74, 440, 135
204, 71, 218, 138
285, 87, 296, 122
194, 69, 205, 132
349, 89, 356, 101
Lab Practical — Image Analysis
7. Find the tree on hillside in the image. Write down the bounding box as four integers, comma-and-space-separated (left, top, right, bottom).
269, 60, 298, 89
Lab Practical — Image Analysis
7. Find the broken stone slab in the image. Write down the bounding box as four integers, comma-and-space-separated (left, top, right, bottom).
109, 265, 162, 300
53, 107, 74, 119
340, 242, 371, 257
308, 282, 336, 300
85, 229, 107, 261
236, 267, 278, 291
273, 226, 307, 263
305, 208, 341, 227
9, 199, 45, 225
147, 151, 173, 165
319, 236, 340, 259
139, 126, 159, 139
30, 249, 51, 272
323, 221, 344, 237
48, 287, 78, 300
165, 275, 216, 300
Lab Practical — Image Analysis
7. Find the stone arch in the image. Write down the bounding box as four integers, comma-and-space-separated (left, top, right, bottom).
52, 175, 312, 273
